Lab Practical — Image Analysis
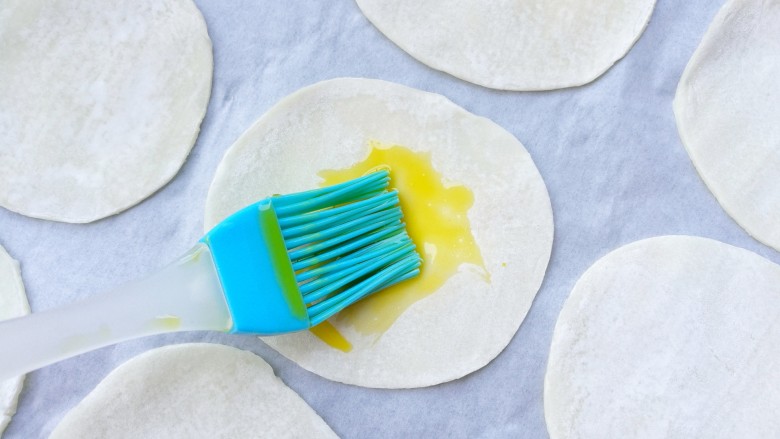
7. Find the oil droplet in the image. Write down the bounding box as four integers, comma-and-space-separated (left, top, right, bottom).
309, 141, 488, 350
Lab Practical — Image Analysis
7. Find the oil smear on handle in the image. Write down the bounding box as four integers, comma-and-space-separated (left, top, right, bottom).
311, 141, 489, 351
151, 315, 182, 331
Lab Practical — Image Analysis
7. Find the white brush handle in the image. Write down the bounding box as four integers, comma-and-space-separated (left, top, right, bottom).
0, 243, 232, 381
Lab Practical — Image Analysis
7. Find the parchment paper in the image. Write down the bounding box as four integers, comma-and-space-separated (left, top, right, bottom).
3, 0, 767, 437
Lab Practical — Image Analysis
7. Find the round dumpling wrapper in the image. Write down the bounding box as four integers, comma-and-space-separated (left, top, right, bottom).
355, 0, 656, 90
674, 0, 780, 251
0, 244, 30, 435
50, 343, 338, 438
545, 236, 780, 438
0, 0, 212, 223
205, 78, 553, 388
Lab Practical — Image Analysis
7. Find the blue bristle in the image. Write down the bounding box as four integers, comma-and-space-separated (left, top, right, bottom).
306, 256, 421, 325
300, 240, 416, 300
271, 170, 422, 325
284, 208, 402, 250
274, 172, 389, 216
295, 237, 413, 282
279, 191, 397, 237
291, 224, 406, 271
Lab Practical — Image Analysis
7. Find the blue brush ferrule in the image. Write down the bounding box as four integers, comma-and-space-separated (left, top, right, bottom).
202, 199, 310, 335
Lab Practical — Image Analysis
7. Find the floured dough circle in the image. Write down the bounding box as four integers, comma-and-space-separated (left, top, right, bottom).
355, 0, 656, 90
545, 236, 780, 438
0, 244, 30, 435
50, 344, 338, 438
205, 78, 553, 388
0, 0, 212, 223
674, 0, 780, 251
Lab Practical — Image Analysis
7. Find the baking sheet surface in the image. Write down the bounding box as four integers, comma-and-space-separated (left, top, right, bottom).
3, 1, 766, 437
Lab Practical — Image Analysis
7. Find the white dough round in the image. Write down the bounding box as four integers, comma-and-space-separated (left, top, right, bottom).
205, 78, 553, 388
674, 0, 780, 250
545, 236, 780, 438
355, 0, 656, 90
0, 0, 213, 223
0, 244, 30, 435
50, 344, 338, 439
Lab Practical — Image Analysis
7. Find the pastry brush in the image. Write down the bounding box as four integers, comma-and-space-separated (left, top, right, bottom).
0, 170, 421, 380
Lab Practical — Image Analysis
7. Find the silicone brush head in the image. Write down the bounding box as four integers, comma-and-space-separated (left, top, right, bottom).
204, 170, 422, 334
273, 170, 421, 326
